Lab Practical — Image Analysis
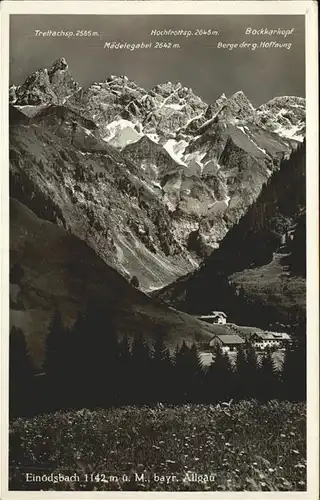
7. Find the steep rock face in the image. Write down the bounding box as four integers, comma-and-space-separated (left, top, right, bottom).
11, 57, 80, 106
153, 142, 306, 329
145, 81, 207, 136
9, 58, 305, 290
256, 96, 305, 141
214, 90, 256, 122
123, 111, 294, 249
10, 111, 197, 291
66, 77, 207, 140
10, 199, 215, 366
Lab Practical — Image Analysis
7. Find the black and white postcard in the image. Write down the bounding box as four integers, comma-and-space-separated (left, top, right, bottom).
0, 1, 318, 498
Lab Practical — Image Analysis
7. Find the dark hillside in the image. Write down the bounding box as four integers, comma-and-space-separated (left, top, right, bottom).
10, 198, 216, 368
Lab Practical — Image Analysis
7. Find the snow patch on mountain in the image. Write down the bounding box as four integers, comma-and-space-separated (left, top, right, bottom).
272, 122, 305, 142
236, 125, 268, 155
256, 96, 306, 142
163, 139, 188, 166
166, 103, 186, 111
83, 127, 94, 136
184, 150, 208, 173
104, 119, 137, 140
185, 112, 205, 128
15, 104, 47, 118
146, 133, 160, 144
236, 125, 247, 135
103, 118, 144, 148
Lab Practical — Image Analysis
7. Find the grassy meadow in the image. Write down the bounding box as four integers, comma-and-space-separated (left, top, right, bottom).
10, 400, 306, 491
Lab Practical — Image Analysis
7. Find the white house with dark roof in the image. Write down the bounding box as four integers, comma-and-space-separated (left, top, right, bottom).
198, 311, 227, 325
209, 333, 245, 353
251, 331, 291, 350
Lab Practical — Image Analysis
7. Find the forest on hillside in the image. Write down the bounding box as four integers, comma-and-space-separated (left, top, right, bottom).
204, 140, 306, 275
10, 305, 306, 417
158, 141, 306, 324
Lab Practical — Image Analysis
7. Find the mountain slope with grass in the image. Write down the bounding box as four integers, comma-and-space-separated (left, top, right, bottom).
10, 198, 218, 367
9, 106, 198, 291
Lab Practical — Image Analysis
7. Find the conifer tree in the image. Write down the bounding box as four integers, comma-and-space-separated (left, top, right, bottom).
174, 341, 192, 403
233, 345, 248, 400
170, 342, 182, 402
281, 334, 306, 401
259, 351, 279, 401
173, 341, 203, 403
188, 343, 204, 402
244, 342, 260, 398
118, 334, 132, 404
205, 343, 234, 403
43, 309, 70, 409
152, 334, 168, 403
9, 326, 34, 416
90, 305, 119, 406
72, 301, 120, 407
131, 332, 152, 404
162, 348, 175, 403
43, 309, 66, 379
67, 306, 98, 407
68, 310, 89, 375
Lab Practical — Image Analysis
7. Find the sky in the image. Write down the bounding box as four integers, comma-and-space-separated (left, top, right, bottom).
10, 15, 305, 107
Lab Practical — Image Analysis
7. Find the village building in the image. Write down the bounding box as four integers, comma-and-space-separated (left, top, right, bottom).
197, 311, 227, 325
250, 331, 291, 350
209, 334, 245, 353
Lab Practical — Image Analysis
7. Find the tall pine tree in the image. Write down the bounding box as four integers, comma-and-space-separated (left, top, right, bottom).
9, 326, 34, 416
205, 343, 234, 403
131, 332, 152, 405
281, 334, 306, 401
233, 345, 247, 401
117, 334, 132, 404
244, 342, 260, 399
174, 341, 192, 404
151, 334, 170, 403
259, 351, 280, 401
43, 309, 66, 378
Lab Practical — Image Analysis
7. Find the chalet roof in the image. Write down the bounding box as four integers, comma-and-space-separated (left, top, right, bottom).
253, 332, 291, 341
199, 311, 227, 319
268, 332, 291, 340
211, 334, 245, 345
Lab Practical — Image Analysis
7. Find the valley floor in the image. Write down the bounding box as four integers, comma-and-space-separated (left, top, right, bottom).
10, 400, 306, 491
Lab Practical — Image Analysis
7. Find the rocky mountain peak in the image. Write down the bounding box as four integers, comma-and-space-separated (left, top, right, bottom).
152, 81, 181, 97
12, 58, 79, 106
216, 91, 255, 122
256, 95, 306, 141
205, 93, 228, 119
49, 57, 69, 73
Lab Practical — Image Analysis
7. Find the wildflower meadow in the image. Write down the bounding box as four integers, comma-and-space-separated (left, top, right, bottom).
9, 400, 306, 491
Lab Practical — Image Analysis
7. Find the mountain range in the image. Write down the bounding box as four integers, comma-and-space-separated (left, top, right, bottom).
9, 57, 305, 293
